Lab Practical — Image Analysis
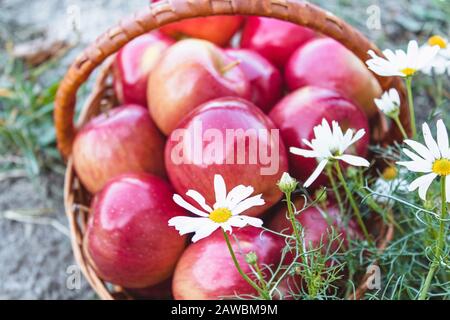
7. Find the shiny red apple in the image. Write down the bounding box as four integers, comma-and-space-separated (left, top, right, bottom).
148, 39, 251, 135
72, 104, 166, 194
269, 87, 369, 188
165, 97, 288, 217
114, 32, 174, 107
172, 226, 284, 300
152, 0, 243, 46
85, 173, 187, 288
240, 17, 316, 69
269, 200, 363, 251
285, 38, 382, 118
225, 48, 283, 113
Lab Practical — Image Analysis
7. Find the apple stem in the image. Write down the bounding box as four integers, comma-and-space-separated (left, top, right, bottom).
222, 230, 270, 299
220, 60, 241, 74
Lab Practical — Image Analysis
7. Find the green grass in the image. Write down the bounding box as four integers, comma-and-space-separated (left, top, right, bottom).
0, 53, 64, 178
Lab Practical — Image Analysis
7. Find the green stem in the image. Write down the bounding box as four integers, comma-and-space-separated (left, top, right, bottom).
334, 162, 373, 245
253, 262, 268, 292
286, 191, 302, 247
222, 230, 269, 299
326, 165, 345, 214
393, 115, 408, 140
405, 76, 416, 138
418, 177, 448, 300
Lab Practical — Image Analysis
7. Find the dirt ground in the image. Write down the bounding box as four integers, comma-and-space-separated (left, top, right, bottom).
0, 0, 447, 299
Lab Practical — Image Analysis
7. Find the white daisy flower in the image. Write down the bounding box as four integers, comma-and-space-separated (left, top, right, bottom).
422, 35, 450, 76
374, 88, 401, 118
168, 174, 265, 242
366, 40, 440, 77
373, 167, 409, 204
397, 120, 450, 201
290, 119, 370, 188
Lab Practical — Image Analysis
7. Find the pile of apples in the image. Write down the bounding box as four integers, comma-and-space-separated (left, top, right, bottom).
73, 11, 382, 300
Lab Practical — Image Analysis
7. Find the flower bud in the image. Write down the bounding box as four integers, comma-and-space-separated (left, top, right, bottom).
245, 252, 258, 265
277, 172, 298, 193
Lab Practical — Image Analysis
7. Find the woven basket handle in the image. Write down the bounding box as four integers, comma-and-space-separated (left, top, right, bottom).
54, 0, 410, 158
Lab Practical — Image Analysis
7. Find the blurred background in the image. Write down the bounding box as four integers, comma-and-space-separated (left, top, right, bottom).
0, 0, 448, 299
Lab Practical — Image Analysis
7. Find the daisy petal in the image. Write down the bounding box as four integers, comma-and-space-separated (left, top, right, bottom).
446, 176, 450, 203
173, 194, 209, 217
335, 154, 370, 167
213, 174, 227, 209
422, 122, 441, 159
231, 194, 265, 215
192, 222, 220, 243
436, 120, 450, 158
404, 140, 435, 162
228, 215, 264, 229
226, 185, 255, 209
290, 147, 319, 158
168, 216, 210, 235
402, 148, 427, 163
304, 159, 328, 188
186, 190, 213, 213
408, 172, 437, 201
397, 161, 432, 173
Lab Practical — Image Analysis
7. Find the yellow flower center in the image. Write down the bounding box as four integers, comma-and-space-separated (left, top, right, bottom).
401, 68, 417, 76
209, 208, 232, 223
382, 166, 398, 181
428, 35, 447, 49
432, 159, 450, 176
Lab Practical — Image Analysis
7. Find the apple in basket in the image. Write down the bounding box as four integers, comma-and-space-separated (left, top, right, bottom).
152, 0, 243, 47
172, 226, 284, 300
148, 39, 251, 135
73, 104, 166, 194
85, 173, 187, 288
285, 38, 383, 118
164, 97, 289, 217
114, 31, 174, 107
225, 48, 283, 113
269, 87, 369, 188
240, 17, 316, 69
269, 201, 363, 252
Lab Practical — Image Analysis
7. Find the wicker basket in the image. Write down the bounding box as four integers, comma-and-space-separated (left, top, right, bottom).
55, 0, 408, 300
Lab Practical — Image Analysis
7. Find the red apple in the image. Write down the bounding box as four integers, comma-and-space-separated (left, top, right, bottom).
73, 105, 166, 194
269, 200, 363, 252
114, 32, 174, 107
225, 48, 283, 113
85, 173, 187, 288
172, 226, 284, 300
148, 39, 251, 135
269, 87, 369, 188
285, 38, 382, 118
240, 17, 316, 69
152, 0, 243, 46
165, 97, 288, 217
